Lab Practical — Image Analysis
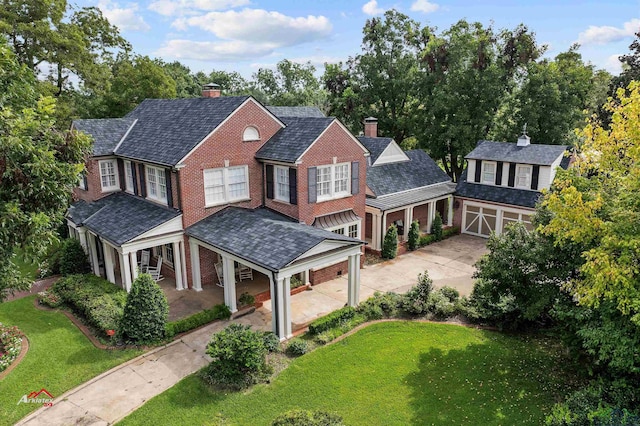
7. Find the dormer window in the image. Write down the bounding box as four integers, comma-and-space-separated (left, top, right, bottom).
481, 161, 496, 185
516, 165, 532, 189
242, 126, 260, 141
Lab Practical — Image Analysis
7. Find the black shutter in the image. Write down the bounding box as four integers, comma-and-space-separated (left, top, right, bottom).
266, 164, 274, 199
82, 173, 88, 191
495, 161, 503, 186
165, 168, 173, 207
474, 160, 482, 183
351, 161, 360, 195
117, 159, 125, 190
308, 167, 317, 203
289, 168, 297, 205
139, 164, 147, 197
531, 165, 540, 190
507, 163, 516, 187
131, 163, 138, 195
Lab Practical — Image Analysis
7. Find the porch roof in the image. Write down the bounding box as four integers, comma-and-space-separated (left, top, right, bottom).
366, 181, 456, 211
67, 192, 181, 246
186, 207, 363, 272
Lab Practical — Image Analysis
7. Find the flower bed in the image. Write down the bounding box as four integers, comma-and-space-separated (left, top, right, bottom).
0, 323, 24, 372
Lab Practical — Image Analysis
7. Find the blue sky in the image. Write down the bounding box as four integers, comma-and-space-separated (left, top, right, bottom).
85, 0, 639, 77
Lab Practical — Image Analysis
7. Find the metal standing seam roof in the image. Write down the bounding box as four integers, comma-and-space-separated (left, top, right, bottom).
186, 207, 362, 272
266, 106, 325, 118
67, 192, 181, 246
465, 140, 568, 166
312, 210, 360, 229
366, 182, 457, 211
72, 118, 136, 156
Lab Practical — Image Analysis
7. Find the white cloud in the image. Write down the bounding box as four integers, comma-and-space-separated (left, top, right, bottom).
605, 53, 623, 74
410, 0, 439, 13
577, 18, 640, 45
176, 9, 332, 47
362, 0, 384, 15
148, 0, 249, 17
98, 0, 150, 31
156, 39, 276, 61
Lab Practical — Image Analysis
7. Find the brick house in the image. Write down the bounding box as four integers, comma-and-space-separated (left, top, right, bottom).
357, 118, 456, 251
454, 132, 571, 237
66, 86, 368, 339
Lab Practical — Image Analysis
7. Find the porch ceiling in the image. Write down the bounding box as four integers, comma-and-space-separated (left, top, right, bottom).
366, 181, 456, 211
186, 207, 362, 272
67, 192, 181, 246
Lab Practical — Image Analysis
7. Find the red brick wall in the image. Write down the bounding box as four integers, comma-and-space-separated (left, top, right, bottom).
453, 197, 464, 229
263, 163, 299, 219
413, 204, 429, 229
74, 159, 111, 202
310, 260, 348, 285
179, 99, 283, 228
365, 212, 373, 239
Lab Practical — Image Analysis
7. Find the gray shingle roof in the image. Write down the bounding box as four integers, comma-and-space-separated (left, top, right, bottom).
366, 182, 456, 211
255, 117, 335, 163
466, 140, 568, 166
73, 118, 135, 156
68, 192, 181, 246
366, 150, 451, 197
186, 207, 362, 271
266, 106, 325, 118
455, 169, 540, 208
114, 96, 250, 166
357, 136, 393, 164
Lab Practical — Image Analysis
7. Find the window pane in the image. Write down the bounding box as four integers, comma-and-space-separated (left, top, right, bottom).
348, 224, 358, 238
317, 167, 331, 197
276, 167, 289, 200
482, 163, 496, 183
204, 169, 225, 204
332, 228, 345, 235
158, 169, 167, 199
227, 167, 247, 199
334, 164, 348, 193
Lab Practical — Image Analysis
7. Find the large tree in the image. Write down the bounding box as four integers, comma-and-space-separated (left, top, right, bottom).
252, 59, 325, 107
0, 39, 91, 300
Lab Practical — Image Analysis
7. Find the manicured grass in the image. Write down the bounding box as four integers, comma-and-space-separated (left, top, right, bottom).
0, 296, 143, 425
11, 247, 39, 281
120, 322, 573, 425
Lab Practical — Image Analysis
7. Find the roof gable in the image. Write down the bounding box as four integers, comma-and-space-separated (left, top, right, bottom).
373, 140, 410, 165
466, 140, 568, 166
255, 117, 335, 163
357, 136, 392, 164
73, 118, 136, 156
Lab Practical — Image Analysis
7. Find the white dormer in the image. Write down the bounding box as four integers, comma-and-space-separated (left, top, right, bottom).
373, 140, 410, 166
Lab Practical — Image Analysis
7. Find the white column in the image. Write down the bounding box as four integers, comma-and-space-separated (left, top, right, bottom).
129, 251, 138, 282
447, 196, 454, 226
222, 255, 237, 313
347, 253, 361, 306
274, 276, 287, 340
120, 252, 132, 292
301, 270, 310, 286
189, 239, 202, 291
77, 227, 88, 253
102, 241, 116, 284
404, 207, 413, 240
173, 241, 184, 291
67, 225, 74, 238
283, 276, 292, 339
381, 212, 388, 249
179, 240, 188, 290
88, 233, 100, 276
269, 275, 277, 335
427, 202, 434, 233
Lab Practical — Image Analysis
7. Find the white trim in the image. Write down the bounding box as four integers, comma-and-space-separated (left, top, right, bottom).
461, 199, 536, 238
98, 159, 120, 192
145, 165, 168, 204
113, 119, 138, 153
274, 165, 290, 203
203, 165, 250, 207
372, 140, 410, 166
295, 119, 370, 163
316, 162, 351, 202
176, 97, 285, 166
515, 164, 533, 189
242, 126, 260, 142
481, 161, 497, 185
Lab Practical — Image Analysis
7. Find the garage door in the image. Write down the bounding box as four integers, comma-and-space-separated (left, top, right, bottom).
501, 211, 534, 232
463, 205, 497, 237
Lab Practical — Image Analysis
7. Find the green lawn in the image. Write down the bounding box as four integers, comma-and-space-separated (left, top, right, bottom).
11, 247, 39, 281
0, 296, 143, 425
120, 322, 572, 426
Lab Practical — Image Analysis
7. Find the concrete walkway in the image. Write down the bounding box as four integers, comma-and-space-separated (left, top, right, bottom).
17, 235, 486, 426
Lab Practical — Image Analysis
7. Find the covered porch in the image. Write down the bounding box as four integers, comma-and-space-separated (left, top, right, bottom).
365, 182, 456, 251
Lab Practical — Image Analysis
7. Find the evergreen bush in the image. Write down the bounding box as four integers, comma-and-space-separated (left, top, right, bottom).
407, 220, 420, 251
59, 238, 90, 275
400, 271, 435, 316
382, 224, 398, 259
431, 212, 443, 241
120, 274, 168, 343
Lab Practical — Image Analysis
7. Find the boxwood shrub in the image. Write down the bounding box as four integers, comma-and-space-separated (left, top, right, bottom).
308, 306, 356, 335
165, 304, 231, 338
272, 409, 344, 426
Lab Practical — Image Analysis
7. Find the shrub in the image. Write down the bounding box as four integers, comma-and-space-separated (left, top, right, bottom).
286, 338, 309, 356
431, 212, 443, 241
407, 220, 420, 251
59, 239, 90, 275
467, 279, 519, 328
120, 274, 169, 343
382, 224, 398, 259
238, 292, 255, 307
357, 292, 401, 320
400, 271, 434, 316
426, 291, 456, 319
0, 323, 23, 372
37, 289, 63, 308
262, 332, 281, 353
85, 294, 125, 332
165, 304, 231, 338
443, 226, 459, 238
201, 324, 270, 390
439, 286, 460, 302
272, 409, 345, 426
290, 275, 304, 289
41, 242, 62, 277
418, 234, 437, 247
308, 306, 356, 335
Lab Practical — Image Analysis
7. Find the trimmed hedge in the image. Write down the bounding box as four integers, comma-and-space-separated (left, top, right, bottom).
165, 304, 231, 338
308, 306, 356, 335
272, 409, 344, 426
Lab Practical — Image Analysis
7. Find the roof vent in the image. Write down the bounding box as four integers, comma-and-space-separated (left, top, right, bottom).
517, 123, 530, 147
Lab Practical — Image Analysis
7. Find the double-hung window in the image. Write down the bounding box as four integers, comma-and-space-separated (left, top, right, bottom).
328, 222, 359, 238
481, 161, 496, 185
203, 165, 249, 206
515, 164, 532, 189
317, 163, 350, 201
124, 161, 134, 193
99, 159, 119, 192
146, 166, 167, 203
275, 166, 290, 202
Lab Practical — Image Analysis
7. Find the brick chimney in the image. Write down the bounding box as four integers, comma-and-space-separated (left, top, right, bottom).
202, 83, 221, 98
364, 117, 378, 137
